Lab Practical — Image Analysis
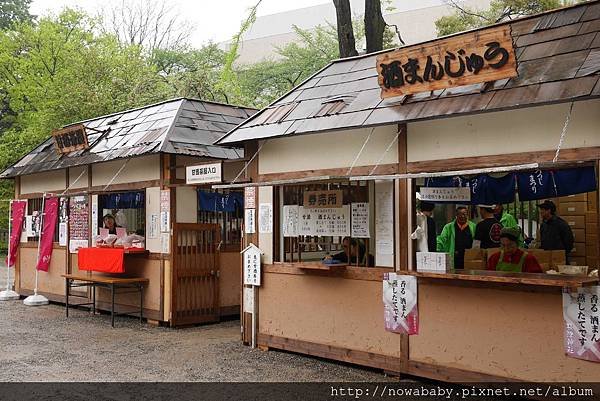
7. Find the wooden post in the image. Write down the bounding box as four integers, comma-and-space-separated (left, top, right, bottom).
397, 124, 408, 271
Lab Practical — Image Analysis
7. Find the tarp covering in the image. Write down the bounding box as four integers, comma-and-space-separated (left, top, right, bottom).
424, 166, 597, 204
198, 191, 243, 213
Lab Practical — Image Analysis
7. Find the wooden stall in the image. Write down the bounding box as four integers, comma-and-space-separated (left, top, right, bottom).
216, 2, 600, 381
1, 98, 256, 326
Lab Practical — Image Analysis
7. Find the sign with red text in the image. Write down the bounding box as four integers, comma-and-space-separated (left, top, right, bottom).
563, 286, 600, 363
383, 273, 418, 335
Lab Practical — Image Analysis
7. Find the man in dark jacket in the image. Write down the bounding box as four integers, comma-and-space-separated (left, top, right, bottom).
537, 200, 574, 262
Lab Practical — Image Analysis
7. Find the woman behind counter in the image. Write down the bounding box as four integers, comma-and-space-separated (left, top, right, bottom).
102, 214, 121, 235
487, 227, 542, 273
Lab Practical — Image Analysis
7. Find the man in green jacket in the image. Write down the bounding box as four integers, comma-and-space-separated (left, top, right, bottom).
494, 205, 524, 247
437, 206, 476, 269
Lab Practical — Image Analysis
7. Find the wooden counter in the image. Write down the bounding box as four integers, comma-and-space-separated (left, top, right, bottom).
402, 269, 599, 288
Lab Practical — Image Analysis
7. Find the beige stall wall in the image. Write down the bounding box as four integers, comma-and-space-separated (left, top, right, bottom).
18, 247, 67, 296
92, 155, 159, 186
68, 166, 88, 189
146, 187, 161, 253
407, 99, 600, 162
176, 186, 197, 223
258, 125, 400, 175
219, 252, 241, 308
259, 273, 401, 357
411, 283, 600, 381
20, 170, 66, 194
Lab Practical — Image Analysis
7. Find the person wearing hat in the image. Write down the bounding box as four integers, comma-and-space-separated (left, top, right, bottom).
487, 227, 542, 273
493, 204, 524, 247
536, 199, 574, 263
437, 206, 475, 269
473, 204, 503, 249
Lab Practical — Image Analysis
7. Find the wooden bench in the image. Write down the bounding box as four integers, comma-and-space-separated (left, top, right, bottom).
62, 274, 149, 327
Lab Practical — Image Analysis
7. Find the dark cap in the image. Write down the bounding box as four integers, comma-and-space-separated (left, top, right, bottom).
499, 226, 521, 242
536, 200, 556, 213
419, 201, 435, 212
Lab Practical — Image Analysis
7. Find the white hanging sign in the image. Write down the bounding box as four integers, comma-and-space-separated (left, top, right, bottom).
420, 187, 471, 202
245, 208, 256, 234
244, 187, 256, 209
242, 244, 262, 286
351, 202, 370, 238
186, 162, 222, 185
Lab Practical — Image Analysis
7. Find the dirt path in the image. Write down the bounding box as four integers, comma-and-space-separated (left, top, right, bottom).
0, 301, 391, 382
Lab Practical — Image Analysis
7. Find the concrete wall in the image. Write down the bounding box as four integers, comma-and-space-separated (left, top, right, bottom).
407, 99, 600, 162
258, 125, 399, 175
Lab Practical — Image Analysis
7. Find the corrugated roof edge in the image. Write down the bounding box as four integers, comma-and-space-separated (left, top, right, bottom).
217, 0, 599, 145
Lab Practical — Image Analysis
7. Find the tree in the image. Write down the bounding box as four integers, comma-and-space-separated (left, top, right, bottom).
333, 0, 358, 58
99, 0, 192, 53
0, 0, 33, 30
435, 0, 569, 36
365, 0, 386, 53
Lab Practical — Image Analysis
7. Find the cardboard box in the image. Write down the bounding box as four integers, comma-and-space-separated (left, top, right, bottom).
559, 202, 587, 216
586, 244, 598, 257
464, 248, 486, 261
586, 257, 598, 268
563, 193, 587, 202
572, 228, 585, 242
464, 259, 486, 270
586, 223, 598, 235
570, 256, 587, 266
571, 242, 587, 257
563, 216, 585, 229
528, 249, 552, 265
539, 263, 551, 272
585, 211, 598, 221
586, 233, 598, 246
416, 252, 451, 272
551, 250, 566, 266
589, 191, 597, 211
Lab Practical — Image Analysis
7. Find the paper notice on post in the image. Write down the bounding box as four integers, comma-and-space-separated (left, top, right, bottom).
383, 273, 418, 335
259, 203, 273, 234
282, 205, 299, 237
351, 202, 370, 238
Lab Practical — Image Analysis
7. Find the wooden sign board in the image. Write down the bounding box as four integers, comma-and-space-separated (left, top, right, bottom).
303, 190, 343, 208
52, 124, 89, 154
376, 25, 517, 99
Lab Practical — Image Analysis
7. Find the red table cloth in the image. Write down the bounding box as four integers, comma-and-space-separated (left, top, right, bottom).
78, 247, 125, 273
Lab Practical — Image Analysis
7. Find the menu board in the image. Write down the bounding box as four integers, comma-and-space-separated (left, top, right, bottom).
69, 196, 89, 253
69, 196, 89, 240
258, 203, 273, 234
375, 180, 394, 266
351, 202, 370, 238
298, 205, 350, 237
282, 205, 299, 237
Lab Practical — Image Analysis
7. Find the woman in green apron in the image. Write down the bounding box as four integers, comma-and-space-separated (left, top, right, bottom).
487, 227, 543, 273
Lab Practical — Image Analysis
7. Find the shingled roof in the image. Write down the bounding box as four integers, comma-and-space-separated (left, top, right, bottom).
1, 98, 257, 178
218, 1, 600, 144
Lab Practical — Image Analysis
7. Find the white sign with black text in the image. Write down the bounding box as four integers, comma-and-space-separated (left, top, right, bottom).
420, 187, 471, 202
245, 208, 256, 234
186, 162, 222, 185
242, 244, 262, 286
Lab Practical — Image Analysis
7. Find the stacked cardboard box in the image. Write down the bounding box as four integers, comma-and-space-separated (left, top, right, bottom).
556, 192, 599, 268
416, 252, 452, 272
463, 248, 565, 272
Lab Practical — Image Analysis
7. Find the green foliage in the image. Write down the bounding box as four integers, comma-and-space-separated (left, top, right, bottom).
435, 0, 570, 36
0, 0, 32, 30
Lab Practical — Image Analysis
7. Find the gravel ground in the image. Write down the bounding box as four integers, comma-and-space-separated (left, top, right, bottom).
0, 301, 393, 382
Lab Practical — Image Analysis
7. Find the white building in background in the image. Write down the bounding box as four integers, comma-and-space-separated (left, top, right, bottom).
227, 0, 491, 65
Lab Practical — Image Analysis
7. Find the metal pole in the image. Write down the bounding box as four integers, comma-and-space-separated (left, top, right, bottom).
33, 194, 46, 296
6, 200, 11, 291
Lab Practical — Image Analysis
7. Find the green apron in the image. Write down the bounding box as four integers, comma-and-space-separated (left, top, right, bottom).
496, 250, 527, 272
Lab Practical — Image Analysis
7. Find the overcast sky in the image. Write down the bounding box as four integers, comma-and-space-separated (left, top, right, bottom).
30, 0, 330, 46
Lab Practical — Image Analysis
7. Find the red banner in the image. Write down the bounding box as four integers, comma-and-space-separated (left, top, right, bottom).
6, 200, 27, 267
36, 197, 59, 272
